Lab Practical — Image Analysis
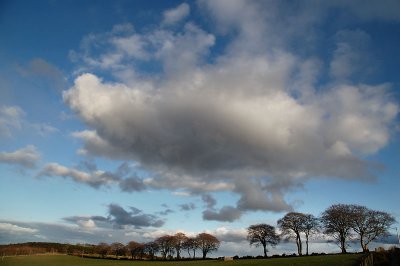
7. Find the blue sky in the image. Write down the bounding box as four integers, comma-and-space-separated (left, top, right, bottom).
1, 0, 400, 256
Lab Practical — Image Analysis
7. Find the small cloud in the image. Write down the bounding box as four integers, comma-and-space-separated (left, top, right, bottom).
157, 209, 174, 216
77, 219, 96, 229
16, 58, 66, 91
119, 176, 146, 192
37, 162, 119, 188
179, 203, 196, 211
202, 206, 242, 222
0, 145, 40, 169
31, 123, 58, 136
0, 105, 24, 137
162, 3, 190, 25
202, 194, 217, 209
172, 191, 192, 197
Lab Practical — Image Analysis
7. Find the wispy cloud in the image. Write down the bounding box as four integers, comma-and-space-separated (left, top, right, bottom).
0, 145, 40, 169
0, 105, 24, 137
162, 3, 190, 25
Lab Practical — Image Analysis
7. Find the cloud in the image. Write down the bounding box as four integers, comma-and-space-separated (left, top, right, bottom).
31, 123, 58, 136
328, 0, 400, 22
179, 203, 196, 211
202, 194, 217, 209
213, 227, 247, 243
330, 29, 374, 81
38, 162, 120, 188
0, 105, 24, 137
0, 105, 58, 138
234, 178, 293, 212
37, 161, 147, 191
203, 206, 242, 222
64, 1, 399, 219
16, 58, 66, 91
157, 208, 174, 216
108, 204, 164, 228
0, 223, 38, 234
162, 3, 190, 25
0, 145, 40, 169
119, 175, 146, 192
63, 204, 164, 230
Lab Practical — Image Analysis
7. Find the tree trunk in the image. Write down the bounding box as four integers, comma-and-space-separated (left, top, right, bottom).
202, 250, 206, 259
305, 234, 309, 256
193, 249, 196, 259
263, 244, 268, 258
296, 233, 302, 256
340, 235, 347, 254
360, 234, 368, 253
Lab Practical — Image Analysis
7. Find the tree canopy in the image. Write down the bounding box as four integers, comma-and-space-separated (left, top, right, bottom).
247, 223, 280, 257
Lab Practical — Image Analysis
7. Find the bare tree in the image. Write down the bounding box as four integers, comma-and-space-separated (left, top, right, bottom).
196, 233, 220, 259
173, 232, 188, 259
144, 241, 159, 260
278, 212, 306, 256
320, 204, 354, 253
96, 242, 109, 258
184, 237, 199, 259
247, 224, 279, 258
156, 235, 175, 260
302, 214, 320, 255
350, 205, 396, 252
110, 242, 126, 258
127, 241, 144, 260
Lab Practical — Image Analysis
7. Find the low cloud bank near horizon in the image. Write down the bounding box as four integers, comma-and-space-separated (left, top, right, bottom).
1, 219, 398, 256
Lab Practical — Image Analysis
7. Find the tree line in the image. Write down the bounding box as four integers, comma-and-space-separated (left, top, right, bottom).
247, 204, 396, 257
0, 233, 220, 260
92, 232, 220, 260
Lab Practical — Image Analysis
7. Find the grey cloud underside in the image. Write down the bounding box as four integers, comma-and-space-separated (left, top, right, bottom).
63, 204, 164, 229
62, 0, 399, 219
203, 206, 242, 222
108, 204, 164, 228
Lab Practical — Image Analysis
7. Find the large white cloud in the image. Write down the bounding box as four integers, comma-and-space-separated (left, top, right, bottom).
63, 1, 399, 219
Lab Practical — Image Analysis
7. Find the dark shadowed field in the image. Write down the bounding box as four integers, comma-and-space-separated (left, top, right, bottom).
0, 254, 362, 266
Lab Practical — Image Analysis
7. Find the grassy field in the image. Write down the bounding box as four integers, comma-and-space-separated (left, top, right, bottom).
0, 254, 363, 266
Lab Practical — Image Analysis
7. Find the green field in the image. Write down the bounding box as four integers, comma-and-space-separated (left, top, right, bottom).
0, 254, 362, 266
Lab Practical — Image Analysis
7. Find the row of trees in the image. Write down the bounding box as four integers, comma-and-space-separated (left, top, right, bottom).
94, 232, 220, 260
247, 204, 396, 257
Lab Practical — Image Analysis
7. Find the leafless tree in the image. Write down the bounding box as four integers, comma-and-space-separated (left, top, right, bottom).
173, 232, 188, 259
278, 212, 306, 256
96, 242, 109, 258
110, 242, 126, 258
320, 204, 354, 253
156, 235, 175, 260
127, 241, 144, 259
196, 233, 220, 259
247, 223, 280, 258
144, 241, 159, 260
350, 205, 396, 252
184, 237, 200, 259
303, 214, 320, 255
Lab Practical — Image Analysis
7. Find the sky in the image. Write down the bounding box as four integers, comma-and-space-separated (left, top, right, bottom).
0, 0, 400, 257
